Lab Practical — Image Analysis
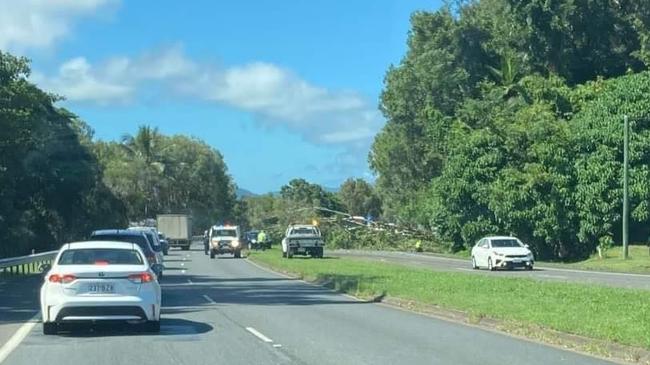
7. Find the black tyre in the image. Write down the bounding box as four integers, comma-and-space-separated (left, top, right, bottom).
163, 249, 169, 256
526, 265, 533, 271
43, 322, 57, 335
234, 250, 241, 259
471, 257, 478, 270
488, 257, 496, 271
143, 320, 160, 333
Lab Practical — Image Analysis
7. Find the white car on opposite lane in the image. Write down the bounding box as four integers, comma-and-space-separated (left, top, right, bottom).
40, 241, 162, 334
471, 236, 534, 271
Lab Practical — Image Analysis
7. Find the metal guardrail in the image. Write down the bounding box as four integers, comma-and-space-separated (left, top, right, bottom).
0, 250, 58, 275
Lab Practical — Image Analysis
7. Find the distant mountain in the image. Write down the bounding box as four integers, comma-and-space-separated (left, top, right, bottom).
236, 188, 257, 198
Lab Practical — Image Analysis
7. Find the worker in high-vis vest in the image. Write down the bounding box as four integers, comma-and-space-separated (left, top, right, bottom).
257, 230, 267, 250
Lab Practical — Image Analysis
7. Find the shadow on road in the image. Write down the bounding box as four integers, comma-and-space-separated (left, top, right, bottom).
55, 317, 213, 337
0, 275, 41, 325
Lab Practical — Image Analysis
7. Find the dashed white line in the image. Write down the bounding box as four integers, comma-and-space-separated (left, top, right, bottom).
0, 313, 39, 364
245, 327, 273, 343
272, 344, 282, 348
181, 270, 186, 274
181, 263, 185, 266
202, 294, 216, 304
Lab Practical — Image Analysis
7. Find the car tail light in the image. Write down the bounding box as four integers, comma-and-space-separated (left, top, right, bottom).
128, 272, 154, 284
95, 260, 109, 265
48, 274, 76, 284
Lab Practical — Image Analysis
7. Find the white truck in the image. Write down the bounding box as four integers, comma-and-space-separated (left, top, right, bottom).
156, 214, 193, 251
282, 224, 324, 259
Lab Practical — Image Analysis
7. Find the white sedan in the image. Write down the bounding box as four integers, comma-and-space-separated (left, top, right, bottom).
40, 241, 162, 334
471, 236, 534, 271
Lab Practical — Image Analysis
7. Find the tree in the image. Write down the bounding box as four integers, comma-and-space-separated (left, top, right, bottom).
338, 178, 382, 218
0, 51, 127, 257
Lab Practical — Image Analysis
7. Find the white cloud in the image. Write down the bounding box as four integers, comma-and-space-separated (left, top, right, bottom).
0, 0, 117, 51
32, 46, 384, 147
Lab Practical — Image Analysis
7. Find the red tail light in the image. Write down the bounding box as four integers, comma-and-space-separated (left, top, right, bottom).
128, 272, 154, 284
49, 274, 76, 284
95, 260, 109, 265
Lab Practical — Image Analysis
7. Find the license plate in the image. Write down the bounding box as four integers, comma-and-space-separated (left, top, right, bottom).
87, 283, 115, 293
513, 260, 523, 264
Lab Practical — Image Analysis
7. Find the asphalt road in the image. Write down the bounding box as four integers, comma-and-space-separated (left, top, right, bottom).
332, 249, 650, 290
0, 245, 616, 365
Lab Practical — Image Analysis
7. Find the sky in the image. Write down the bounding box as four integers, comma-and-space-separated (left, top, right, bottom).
1, 0, 443, 194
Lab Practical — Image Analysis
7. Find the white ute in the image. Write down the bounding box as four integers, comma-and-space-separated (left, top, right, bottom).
281, 224, 324, 259
40, 241, 162, 334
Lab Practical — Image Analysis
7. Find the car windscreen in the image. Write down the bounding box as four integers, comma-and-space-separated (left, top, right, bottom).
291, 228, 317, 235
58, 249, 143, 265
491, 239, 521, 248
214, 229, 237, 237
91, 234, 153, 254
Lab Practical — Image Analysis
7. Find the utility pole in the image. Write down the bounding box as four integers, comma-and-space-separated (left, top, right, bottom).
623, 115, 629, 260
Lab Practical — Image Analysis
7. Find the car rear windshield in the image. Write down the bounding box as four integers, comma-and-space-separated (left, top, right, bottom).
214, 229, 237, 237
491, 239, 521, 248
58, 249, 143, 265
291, 228, 317, 235
144, 232, 162, 252
91, 234, 153, 254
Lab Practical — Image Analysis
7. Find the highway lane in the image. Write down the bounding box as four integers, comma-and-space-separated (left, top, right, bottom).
332, 249, 650, 290
1, 246, 615, 365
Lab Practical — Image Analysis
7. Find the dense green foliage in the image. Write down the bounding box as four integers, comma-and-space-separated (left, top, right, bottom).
0, 52, 237, 257
337, 178, 382, 218
371, 0, 650, 259
0, 52, 126, 257
96, 127, 237, 232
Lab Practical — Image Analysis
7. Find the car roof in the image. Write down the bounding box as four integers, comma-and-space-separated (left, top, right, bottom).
213, 225, 238, 229
128, 226, 156, 232
63, 241, 138, 250
290, 225, 317, 229
485, 236, 519, 240
92, 229, 146, 237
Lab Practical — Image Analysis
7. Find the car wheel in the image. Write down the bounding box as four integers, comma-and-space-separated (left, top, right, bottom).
471, 256, 478, 270
488, 257, 495, 271
526, 264, 533, 271
210, 250, 215, 259
42, 322, 57, 335
282, 251, 287, 258
234, 250, 241, 259
143, 320, 161, 333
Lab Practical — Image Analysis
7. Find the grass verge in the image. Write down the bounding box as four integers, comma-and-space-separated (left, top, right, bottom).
539, 245, 650, 274
249, 248, 650, 356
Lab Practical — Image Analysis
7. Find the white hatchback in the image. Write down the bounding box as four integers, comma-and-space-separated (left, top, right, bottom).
471, 236, 534, 271
40, 241, 162, 334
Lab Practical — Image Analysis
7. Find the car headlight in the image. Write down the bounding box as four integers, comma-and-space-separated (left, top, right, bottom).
231, 240, 240, 247
251, 239, 257, 243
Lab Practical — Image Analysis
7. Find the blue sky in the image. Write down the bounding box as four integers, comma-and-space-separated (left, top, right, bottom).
2, 0, 442, 193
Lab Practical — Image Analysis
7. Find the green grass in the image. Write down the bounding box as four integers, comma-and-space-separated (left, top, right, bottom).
540, 245, 650, 274
249, 248, 650, 350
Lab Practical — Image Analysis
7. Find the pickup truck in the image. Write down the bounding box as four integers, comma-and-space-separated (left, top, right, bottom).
281, 224, 324, 258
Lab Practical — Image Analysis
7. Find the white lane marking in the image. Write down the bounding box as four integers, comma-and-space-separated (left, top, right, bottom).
245, 327, 273, 343
0, 313, 39, 364
187, 279, 193, 284
181, 270, 186, 274
181, 263, 185, 266
202, 294, 216, 304
273, 344, 282, 348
